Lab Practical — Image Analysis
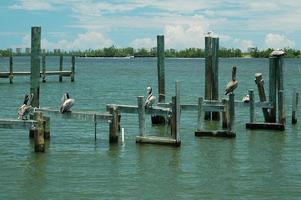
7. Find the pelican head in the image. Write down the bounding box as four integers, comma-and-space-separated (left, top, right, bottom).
147, 86, 152, 95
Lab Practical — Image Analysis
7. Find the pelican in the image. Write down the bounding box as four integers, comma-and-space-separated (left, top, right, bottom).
144, 86, 156, 109
270, 49, 285, 57
225, 66, 238, 95
60, 92, 74, 113
242, 94, 250, 103
18, 93, 34, 120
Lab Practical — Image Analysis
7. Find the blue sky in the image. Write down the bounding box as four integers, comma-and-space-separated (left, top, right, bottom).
0, 0, 300, 51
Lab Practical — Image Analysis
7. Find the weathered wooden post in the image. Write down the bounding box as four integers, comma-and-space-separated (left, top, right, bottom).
204, 36, 219, 120
249, 89, 255, 123
43, 116, 50, 139
278, 90, 285, 124
42, 55, 46, 82
137, 96, 146, 136
71, 55, 75, 82
108, 106, 118, 143
254, 73, 270, 122
157, 35, 165, 103
174, 81, 180, 142
171, 95, 181, 144
197, 97, 204, 130
228, 93, 235, 130
292, 89, 298, 124
9, 56, 13, 84
30, 26, 41, 108
33, 111, 45, 152
59, 55, 63, 82
222, 98, 229, 128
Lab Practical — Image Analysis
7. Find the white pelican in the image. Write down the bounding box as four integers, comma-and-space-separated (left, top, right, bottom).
270, 49, 285, 57
18, 93, 33, 120
242, 94, 250, 103
225, 66, 238, 95
60, 92, 74, 113
144, 86, 156, 109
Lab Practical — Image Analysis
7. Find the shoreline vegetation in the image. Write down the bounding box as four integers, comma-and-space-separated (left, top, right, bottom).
0, 46, 300, 58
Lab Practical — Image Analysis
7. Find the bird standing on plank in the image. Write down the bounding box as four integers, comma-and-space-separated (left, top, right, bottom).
144, 86, 156, 109
225, 66, 238, 95
60, 92, 74, 113
18, 93, 34, 120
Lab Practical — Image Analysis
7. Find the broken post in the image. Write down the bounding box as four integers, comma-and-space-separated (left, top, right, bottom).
108, 106, 118, 143
254, 73, 270, 122
278, 90, 285, 124
33, 112, 45, 152
249, 89, 255, 123
9, 56, 13, 84
137, 96, 146, 136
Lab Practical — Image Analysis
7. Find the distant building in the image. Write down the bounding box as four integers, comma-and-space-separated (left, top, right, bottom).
54, 49, 61, 54
25, 48, 31, 54
247, 47, 257, 53
41, 49, 46, 54
16, 48, 22, 54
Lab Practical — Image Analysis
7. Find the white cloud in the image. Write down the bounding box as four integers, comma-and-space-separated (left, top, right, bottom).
131, 38, 156, 49
265, 33, 295, 49
10, 0, 55, 11
233, 39, 254, 52
15, 32, 113, 50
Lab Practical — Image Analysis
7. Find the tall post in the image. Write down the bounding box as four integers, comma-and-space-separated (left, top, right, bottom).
197, 97, 204, 130
292, 89, 298, 124
278, 90, 285, 124
254, 73, 270, 122
43, 116, 50, 139
222, 98, 229, 128
42, 55, 46, 82
157, 35, 165, 103
71, 55, 75, 82
9, 56, 13, 84
175, 81, 180, 142
109, 106, 118, 143
249, 90, 255, 123
229, 93, 235, 130
30, 27, 41, 108
137, 96, 145, 136
33, 112, 45, 152
59, 55, 63, 82
204, 36, 219, 120
269, 57, 277, 123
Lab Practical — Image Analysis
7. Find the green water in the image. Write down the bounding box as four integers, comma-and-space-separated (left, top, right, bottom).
0, 57, 300, 199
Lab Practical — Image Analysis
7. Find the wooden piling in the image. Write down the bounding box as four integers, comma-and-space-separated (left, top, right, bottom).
175, 81, 180, 141
254, 73, 270, 122
222, 98, 228, 128
43, 116, 50, 139
59, 55, 63, 82
157, 35, 165, 103
228, 93, 235, 131
292, 89, 298, 124
71, 55, 75, 82
249, 90, 255, 123
108, 106, 118, 143
269, 57, 277, 123
197, 97, 204, 130
204, 36, 219, 120
137, 96, 146, 136
33, 112, 45, 152
30, 27, 41, 108
9, 56, 13, 84
278, 90, 285, 124
42, 55, 46, 82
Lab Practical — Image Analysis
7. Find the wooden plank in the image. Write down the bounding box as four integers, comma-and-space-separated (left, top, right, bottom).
35, 108, 112, 122
106, 104, 171, 115
0, 119, 36, 130
30, 26, 41, 108
292, 89, 298, 124
195, 130, 236, 138
157, 35, 165, 103
255, 73, 270, 121
136, 135, 181, 146
249, 90, 255, 123
245, 122, 285, 131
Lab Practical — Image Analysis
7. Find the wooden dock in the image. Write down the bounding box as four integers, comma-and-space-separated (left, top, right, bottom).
0, 119, 36, 129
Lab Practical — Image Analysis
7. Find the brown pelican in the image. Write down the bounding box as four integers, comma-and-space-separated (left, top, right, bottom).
60, 92, 74, 113
270, 49, 285, 57
18, 93, 34, 120
144, 86, 156, 109
225, 66, 238, 95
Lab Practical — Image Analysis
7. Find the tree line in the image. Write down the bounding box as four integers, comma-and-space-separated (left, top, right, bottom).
1, 46, 300, 58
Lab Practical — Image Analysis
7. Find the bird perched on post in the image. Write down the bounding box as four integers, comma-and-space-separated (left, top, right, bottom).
18, 93, 34, 120
144, 86, 156, 109
225, 66, 238, 95
270, 49, 285, 57
60, 92, 74, 113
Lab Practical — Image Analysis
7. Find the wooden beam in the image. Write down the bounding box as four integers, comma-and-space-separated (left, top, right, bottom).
0, 119, 36, 130
246, 122, 285, 131
136, 135, 181, 146
195, 130, 236, 138
157, 35, 165, 103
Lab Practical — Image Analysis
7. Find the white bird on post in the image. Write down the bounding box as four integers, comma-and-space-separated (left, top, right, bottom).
60, 92, 74, 113
144, 86, 156, 109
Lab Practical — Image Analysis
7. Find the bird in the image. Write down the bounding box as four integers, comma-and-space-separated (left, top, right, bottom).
144, 86, 156, 109
18, 93, 34, 120
242, 94, 250, 103
225, 66, 238, 95
270, 49, 285, 57
60, 92, 74, 113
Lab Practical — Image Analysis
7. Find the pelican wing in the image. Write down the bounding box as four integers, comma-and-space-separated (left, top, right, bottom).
60, 99, 74, 113
225, 80, 238, 95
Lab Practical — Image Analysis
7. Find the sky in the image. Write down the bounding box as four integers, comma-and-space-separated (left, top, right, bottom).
0, 0, 300, 52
